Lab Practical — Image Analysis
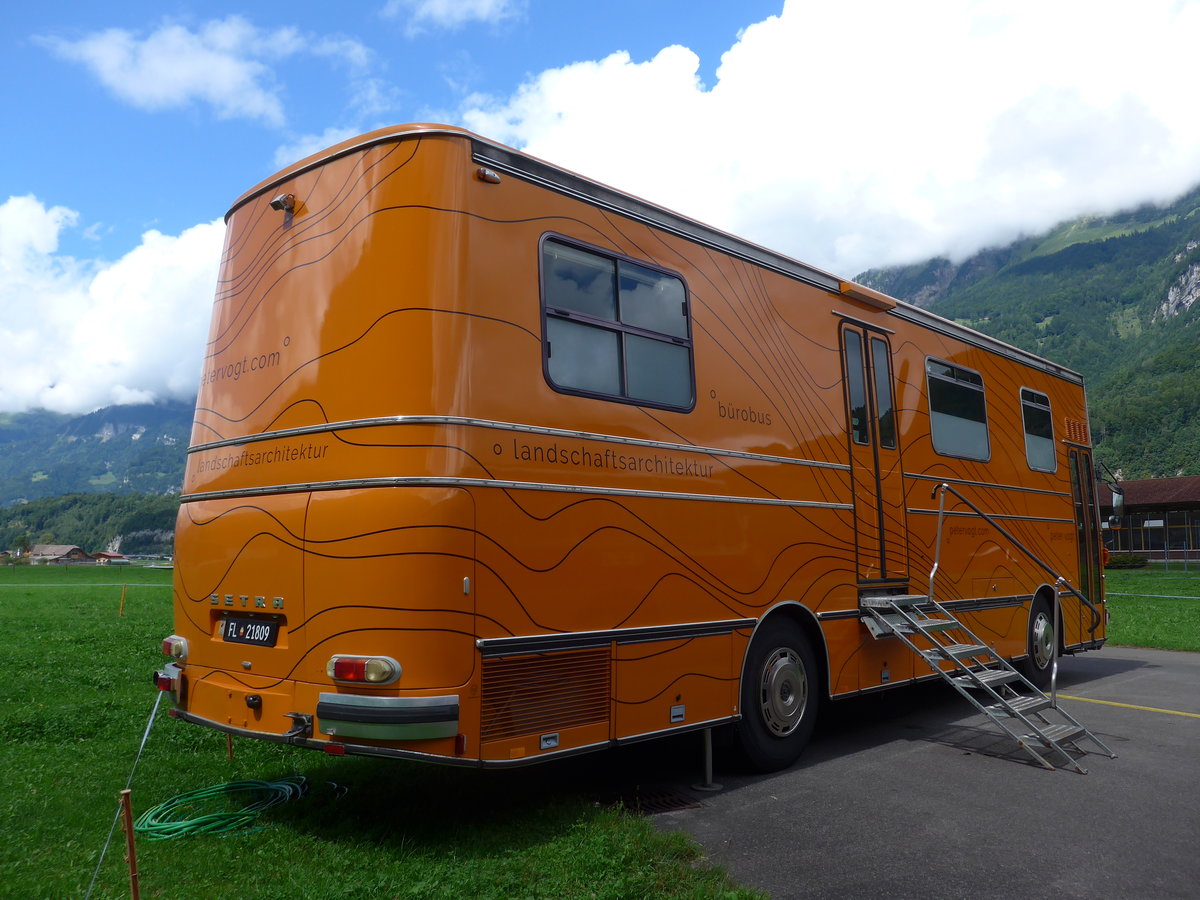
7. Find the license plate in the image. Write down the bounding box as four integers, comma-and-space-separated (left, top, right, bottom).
221, 616, 279, 647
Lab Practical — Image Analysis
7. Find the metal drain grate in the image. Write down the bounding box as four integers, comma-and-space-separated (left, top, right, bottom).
609, 786, 706, 815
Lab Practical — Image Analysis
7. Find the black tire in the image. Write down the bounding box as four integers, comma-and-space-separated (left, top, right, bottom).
1020, 594, 1057, 689
733, 617, 819, 772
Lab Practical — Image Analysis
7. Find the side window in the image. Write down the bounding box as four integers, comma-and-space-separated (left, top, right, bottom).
1021, 388, 1056, 472
542, 239, 694, 410
843, 331, 870, 445
926, 358, 989, 460
870, 337, 896, 450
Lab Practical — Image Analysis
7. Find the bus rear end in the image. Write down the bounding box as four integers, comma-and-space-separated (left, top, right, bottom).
157, 127, 484, 763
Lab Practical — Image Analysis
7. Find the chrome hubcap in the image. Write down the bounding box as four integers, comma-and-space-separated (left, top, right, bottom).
1031, 611, 1055, 670
759, 647, 807, 737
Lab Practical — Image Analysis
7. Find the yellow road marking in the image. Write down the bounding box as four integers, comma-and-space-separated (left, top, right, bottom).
1058, 694, 1200, 719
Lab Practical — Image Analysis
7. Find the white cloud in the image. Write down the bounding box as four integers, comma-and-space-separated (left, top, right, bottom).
273, 127, 363, 170
383, 0, 525, 35
460, 0, 1200, 276
42, 17, 371, 127
0, 195, 223, 414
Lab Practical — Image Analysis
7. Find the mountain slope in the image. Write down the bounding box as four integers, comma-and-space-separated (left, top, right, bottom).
0, 401, 193, 505
857, 184, 1200, 477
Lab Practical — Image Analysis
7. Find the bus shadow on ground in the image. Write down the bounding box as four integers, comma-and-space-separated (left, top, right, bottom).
265, 658, 1134, 847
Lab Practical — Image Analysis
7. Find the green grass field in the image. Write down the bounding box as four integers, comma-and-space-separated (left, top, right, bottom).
0, 566, 758, 900
1104, 566, 1200, 652
2, 564, 1195, 898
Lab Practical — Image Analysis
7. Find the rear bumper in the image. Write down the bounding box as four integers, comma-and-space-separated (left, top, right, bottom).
315, 693, 459, 740
169, 707, 482, 767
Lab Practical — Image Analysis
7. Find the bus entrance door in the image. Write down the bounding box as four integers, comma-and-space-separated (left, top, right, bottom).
841, 323, 909, 585
1068, 447, 1104, 643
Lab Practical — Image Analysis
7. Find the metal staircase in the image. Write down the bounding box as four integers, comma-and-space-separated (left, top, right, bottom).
860, 482, 1117, 773
861, 592, 1115, 772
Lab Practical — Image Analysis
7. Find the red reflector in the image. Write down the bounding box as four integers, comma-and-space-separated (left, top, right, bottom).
455, 733, 467, 756
323, 743, 346, 756
331, 658, 368, 682
154, 672, 175, 691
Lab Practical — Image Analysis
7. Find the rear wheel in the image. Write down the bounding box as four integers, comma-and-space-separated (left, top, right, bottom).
734, 618, 819, 772
1021, 594, 1056, 688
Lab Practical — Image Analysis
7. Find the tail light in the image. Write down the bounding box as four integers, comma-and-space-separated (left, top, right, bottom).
162, 635, 188, 660
326, 655, 401, 684
154, 662, 182, 692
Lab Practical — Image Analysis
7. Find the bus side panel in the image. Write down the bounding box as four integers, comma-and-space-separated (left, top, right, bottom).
302, 486, 477, 691
613, 634, 739, 740
471, 487, 856, 640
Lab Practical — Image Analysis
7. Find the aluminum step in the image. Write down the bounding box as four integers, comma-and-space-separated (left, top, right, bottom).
861, 612, 958, 639
859, 594, 929, 609
986, 695, 1052, 717
925, 643, 990, 661
1024, 723, 1085, 746
910, 617, 956, 633
950, 668, 1021, 689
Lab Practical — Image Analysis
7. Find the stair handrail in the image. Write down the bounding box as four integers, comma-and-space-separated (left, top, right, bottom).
929, 483, 1103, 631
929, 482, 1103, 703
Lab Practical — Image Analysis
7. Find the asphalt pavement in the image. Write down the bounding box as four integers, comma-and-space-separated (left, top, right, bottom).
652, 647, 1200, 899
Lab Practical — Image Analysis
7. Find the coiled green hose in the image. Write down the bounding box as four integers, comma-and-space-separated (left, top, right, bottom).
133, 776, 308, 839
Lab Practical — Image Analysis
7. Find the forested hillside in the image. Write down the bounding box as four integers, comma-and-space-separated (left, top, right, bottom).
0, 401, 192, 505
858, 183, 1200, 477
0, 493, 178, 556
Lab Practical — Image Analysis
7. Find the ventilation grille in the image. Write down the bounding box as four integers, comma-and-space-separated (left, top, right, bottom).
481, 648, 611, 742
1066, 418, 1090, 444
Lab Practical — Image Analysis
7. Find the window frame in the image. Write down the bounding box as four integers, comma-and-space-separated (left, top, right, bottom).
1019, 386, 1058, 473
925, 357, 991, 462
539, 234, 696, 412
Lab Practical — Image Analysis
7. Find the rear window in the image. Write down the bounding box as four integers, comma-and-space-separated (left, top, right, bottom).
541, 239, 694, 410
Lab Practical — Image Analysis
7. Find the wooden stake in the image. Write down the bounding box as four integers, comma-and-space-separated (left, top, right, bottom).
119, 584, 128, 617
119, 789, 141, 900
227, 731, 234, 761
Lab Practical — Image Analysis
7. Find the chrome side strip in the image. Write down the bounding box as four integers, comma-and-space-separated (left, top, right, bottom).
904, 472, 1070, 498
188, 414, 851, 472
476, 618, 757, 659
181, 475, 854, 509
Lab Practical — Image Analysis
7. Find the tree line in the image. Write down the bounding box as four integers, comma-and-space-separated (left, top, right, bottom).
0, 493, 178, 556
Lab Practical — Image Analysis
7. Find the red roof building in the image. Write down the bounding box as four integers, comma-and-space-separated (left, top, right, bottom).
1099, 475, 1200, 560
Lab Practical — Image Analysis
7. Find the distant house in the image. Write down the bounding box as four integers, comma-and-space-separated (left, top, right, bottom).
29, 544, 92, 565
1098, 475, 1200, 560
93, 552, 132, 566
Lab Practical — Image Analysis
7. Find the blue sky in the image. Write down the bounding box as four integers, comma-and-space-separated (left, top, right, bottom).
4, 1, 776, 261
3, 0, 1200, 414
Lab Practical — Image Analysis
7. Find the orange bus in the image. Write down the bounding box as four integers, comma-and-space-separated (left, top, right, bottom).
155, 124, 1107, 772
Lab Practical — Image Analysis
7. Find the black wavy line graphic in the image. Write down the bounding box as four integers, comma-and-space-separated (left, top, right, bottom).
212, 140, 419, 320
474, 489, 850, 599
176, 505, 567, 635
205, 203, 595, 360
613, 672, 738, 706
193, 306, 540, 440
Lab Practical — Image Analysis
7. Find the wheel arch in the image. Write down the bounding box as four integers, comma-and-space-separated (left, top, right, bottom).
1032, 582, 1065, 653
740, 601, 830, 703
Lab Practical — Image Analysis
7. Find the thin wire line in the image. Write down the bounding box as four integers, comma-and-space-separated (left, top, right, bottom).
83, 691, 164, 900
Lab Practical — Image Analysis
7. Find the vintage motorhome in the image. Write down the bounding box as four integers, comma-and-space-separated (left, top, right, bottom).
157, 124, 1107, 772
